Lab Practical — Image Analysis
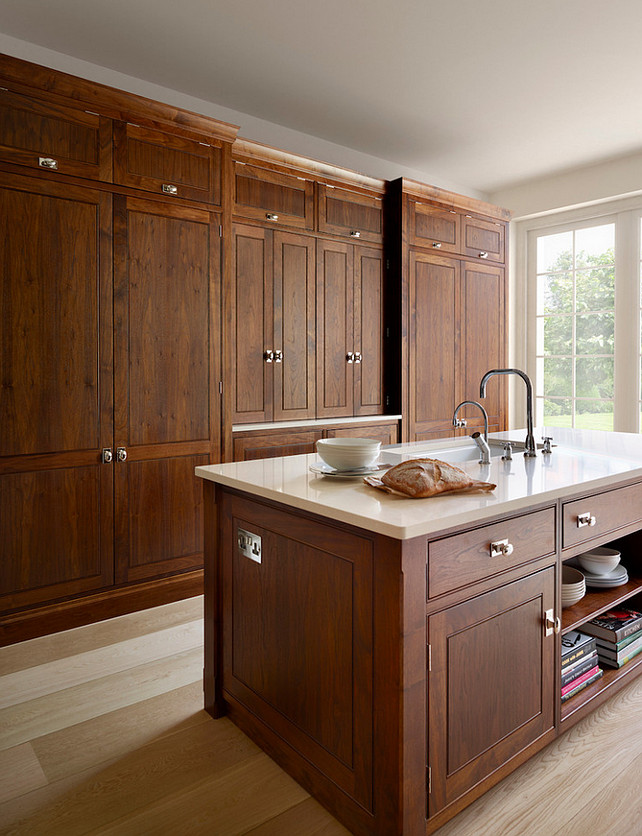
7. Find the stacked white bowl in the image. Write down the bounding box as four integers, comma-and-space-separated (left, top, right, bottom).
577, 547, 621, 576
316, 437, 381, 471
561, 565, 586, 608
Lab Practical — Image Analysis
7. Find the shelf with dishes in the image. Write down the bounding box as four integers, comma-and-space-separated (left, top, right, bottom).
560, 536, 642, 722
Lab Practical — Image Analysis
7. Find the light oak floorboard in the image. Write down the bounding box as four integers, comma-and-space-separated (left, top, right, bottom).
0, 596, 203, 676
243, 797, 351, 835
0, 744, 47, 806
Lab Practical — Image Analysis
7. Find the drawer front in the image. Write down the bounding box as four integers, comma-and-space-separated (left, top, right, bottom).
114, 122, 221, 203
317, 184, 383, 243
409, 201, 461, 254
562, 481, 642, 549
428, 508, 556, 598
462, 214, 505, 263
0, 88, 110, 180
234, 163, 314, 229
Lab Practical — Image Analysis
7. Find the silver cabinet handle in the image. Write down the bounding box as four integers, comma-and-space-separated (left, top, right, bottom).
101, 448, 113, 464
117, 447, 128, 462
432, 242, 442, 248
354, 351, 362, 363
264, 350, 274, 363
577, 512, 596, 528
39, 157, 58, 170
274, 349, 283, 363
490, 538, 514, 558
346, 352, 355, 363
265, 213, 279, 221
349, 230, 361, 238
478, 251, 489, 259
544, 609, 561, 637
162, 184, 178, 195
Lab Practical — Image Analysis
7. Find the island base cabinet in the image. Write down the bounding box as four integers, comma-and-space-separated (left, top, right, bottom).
427, 567, 556, 817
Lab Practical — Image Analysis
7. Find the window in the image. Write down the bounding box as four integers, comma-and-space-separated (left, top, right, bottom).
535, 223, 615, 430
519, 200, 642, 434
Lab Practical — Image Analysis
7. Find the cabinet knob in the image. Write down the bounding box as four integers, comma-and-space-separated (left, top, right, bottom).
490, 538, 514, 558
39, 157, 58, 170
354, 351, 362, 363
264, 350, 274, 363
478, 251, 489, 259
544, 609, 561, 637
432, 242, 442, 248
349, 230, 361, 238
274, 349, 283, 363
162, 184, 178, 195
576, 512, 596, 528
101, 448, 113, 464
265, 213, 279, 221
117, 446, 128, 462
346, 352, 355, 364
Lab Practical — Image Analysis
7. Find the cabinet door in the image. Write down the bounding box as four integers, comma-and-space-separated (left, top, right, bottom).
273, 231, 316, 421
408, 201, 461, 254
316, 240, 354, 418
428, 568, 555, 815
409, 252, 459, 439
0, 88, 111, 180
234, 162, 314, 229
324, 422, 398, 444
462, 214, 505, 263
0, 174, 114, 611
114, 122, 221, 204
317, 184, 383, 244
113, 196, 220, 583
354, 246, 385, 415
231, 224, 272, 424
460, 261, 506, 428
233, 429, 322, 461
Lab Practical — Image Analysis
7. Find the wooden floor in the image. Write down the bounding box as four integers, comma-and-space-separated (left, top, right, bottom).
1, 598, 642, 836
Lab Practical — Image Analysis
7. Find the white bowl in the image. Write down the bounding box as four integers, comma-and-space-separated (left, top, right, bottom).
316, 438, 381, 471
562, 565, 585, 590
577, 547, 621, 576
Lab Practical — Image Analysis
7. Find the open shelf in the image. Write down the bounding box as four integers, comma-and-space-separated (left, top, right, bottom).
561, 648, 642, 721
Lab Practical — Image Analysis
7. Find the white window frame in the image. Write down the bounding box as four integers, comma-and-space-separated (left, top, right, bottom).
511, 196, 642, 433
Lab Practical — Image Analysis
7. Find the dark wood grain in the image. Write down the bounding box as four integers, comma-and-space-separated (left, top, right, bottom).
234, 162, 314, 229
324, 421, 398, 444
233, 429, 322, 461
462, 214, 506, 262
354, 246, 384, 415
317, 184, 383, 243
409, 201, 461, 253
562, 481, 642, 549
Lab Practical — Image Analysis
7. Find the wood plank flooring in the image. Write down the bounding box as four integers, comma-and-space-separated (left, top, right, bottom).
1, 596, 641, 835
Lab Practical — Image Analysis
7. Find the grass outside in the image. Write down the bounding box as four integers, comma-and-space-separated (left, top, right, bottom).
544, 412, 615, 431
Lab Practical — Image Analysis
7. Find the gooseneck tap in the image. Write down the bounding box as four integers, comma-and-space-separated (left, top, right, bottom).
479, 368, 537, 457
452, 400, 491, 464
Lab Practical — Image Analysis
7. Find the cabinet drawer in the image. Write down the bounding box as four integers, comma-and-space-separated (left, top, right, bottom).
562, 481, 642, 549
428, 508, 556, 598
462, 214, 505, 263
408, 201, 460, 253
325, 421, 398, 444
234, 163, 314, 229
0, 88, 110, 180
317, 184, 382, 243
114, 122, 221, 203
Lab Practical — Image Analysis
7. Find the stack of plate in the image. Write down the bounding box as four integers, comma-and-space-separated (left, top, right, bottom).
561, 565, 586, 608
577, 547, 628, 589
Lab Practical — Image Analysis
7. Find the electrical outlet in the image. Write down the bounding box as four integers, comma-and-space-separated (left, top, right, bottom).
237, 528, 262, 563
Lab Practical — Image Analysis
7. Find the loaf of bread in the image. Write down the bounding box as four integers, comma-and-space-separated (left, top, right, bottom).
370, 458, 495, 497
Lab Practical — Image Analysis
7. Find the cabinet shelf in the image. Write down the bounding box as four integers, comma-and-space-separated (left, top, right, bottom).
561, 648, 642, 722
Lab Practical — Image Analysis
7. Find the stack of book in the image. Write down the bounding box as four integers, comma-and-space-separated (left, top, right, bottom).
581, 607, 642, 668
561, 629, 602, 702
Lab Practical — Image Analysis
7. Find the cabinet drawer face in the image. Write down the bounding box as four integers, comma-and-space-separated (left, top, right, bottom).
428, 508, 556, 598
0, 89, 108, 180
234, 163, 314, 229
409, 202, 460, 253
114, 123, 221, 203
462, 215, 505, 263
233, 429, 322, 461
317, 185, 382, 243
325, 422, 398, 444
562, 481, 642, 549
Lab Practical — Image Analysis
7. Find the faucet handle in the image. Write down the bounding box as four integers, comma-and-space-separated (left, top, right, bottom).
502, 442, 513, 461
541, 436, 553, 454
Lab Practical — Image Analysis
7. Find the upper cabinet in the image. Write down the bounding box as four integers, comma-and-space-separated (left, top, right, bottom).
113, 122, 222, 204
0, 87, 111, 180
317, 184, 383, 244
461, 213, 505, 263
233, 161, 314, 229
408, 201, 460, 254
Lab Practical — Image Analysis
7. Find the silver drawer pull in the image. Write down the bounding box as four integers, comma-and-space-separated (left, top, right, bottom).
265, 212, 279, 221
349, 230, 361, 238
162, 184, 178, 195
116, 446, 128, 463
544, 609, 561, 637
432, 242, 442, 248
478, 251, 489, 259
274, 349, 283, 363
346, 352, 355, 363
490, 538, 514, 558
39, 157, 58, 170
576, 512, 596, 528
264, 350, 274, 363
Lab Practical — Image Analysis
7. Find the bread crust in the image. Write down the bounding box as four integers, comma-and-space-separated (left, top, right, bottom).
378, 458, 494, 497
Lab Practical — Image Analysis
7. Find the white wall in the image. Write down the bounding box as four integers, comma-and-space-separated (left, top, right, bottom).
0, 32, 482, 198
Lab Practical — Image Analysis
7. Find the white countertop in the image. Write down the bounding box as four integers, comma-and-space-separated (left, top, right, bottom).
196, 428, 642, 540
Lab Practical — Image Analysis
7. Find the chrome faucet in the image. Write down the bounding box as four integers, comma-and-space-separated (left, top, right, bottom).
453, 400, 491, 465
479, 368, 537, 457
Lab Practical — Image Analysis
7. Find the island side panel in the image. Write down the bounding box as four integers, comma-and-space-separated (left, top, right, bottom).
203, 479, 224, 717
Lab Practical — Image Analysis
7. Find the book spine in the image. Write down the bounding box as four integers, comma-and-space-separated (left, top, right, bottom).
595, 628, 642, 652
561, 664, 601, 697
561, 638, 597, 669
598, 641, 642, 669
561, 651, 598, 687
561, 669, 603, 703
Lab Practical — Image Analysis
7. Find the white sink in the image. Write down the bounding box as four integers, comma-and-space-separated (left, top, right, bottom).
381, 440, 505, 465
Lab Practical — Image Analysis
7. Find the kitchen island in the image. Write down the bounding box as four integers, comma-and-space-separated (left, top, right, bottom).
196, 428, 642, 835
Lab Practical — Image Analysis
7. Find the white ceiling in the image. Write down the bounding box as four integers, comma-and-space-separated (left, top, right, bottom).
1, 0, 642, 195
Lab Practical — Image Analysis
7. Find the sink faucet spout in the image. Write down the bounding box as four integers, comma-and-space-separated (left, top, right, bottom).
479, 368, 537, 457
452, 400, 491, 464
